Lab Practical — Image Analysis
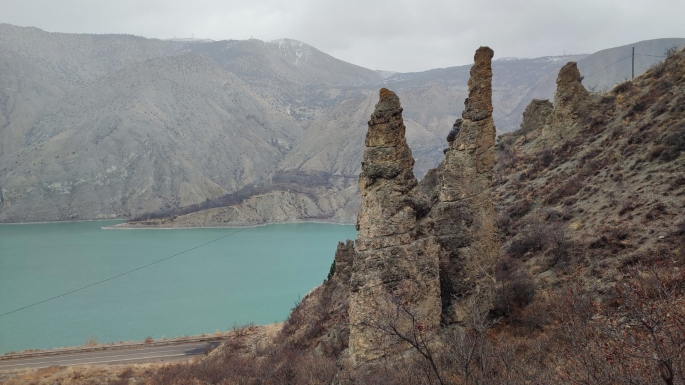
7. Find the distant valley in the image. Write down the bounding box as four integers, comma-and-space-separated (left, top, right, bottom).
0, 23, 682, 223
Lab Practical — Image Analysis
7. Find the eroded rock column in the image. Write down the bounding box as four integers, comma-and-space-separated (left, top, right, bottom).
434, 46, 498, 323
349, 88, 441, 363
540, 62, 590, 144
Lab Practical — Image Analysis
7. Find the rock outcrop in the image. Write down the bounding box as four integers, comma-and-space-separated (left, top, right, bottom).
332, 240, 355, 285
349, 88, 442, 363
432, 47, 498, 323
519, 99, 553, 136
540, 62, 591, 144
348, 47, 499, 365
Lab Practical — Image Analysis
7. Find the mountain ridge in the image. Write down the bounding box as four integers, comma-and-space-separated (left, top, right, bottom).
1, 23, 682, 223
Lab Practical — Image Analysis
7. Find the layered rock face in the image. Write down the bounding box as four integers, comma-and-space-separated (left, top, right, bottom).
432, 47, 498, 323
519, 99, 553, 135
540, 62, 591, 144
348, 47, 498, 364
349, 88, 442, 363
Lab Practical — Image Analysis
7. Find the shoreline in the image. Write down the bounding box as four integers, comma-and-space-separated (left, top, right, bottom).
0, 218, 125, 226
102, 218, 356, 230
0, 218, 355, 228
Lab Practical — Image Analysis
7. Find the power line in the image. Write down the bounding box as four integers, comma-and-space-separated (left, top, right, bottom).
582, 54, 633, 79
635, 53, 666, 58
0, 98, 533, 318
0, 227, 251, 318
0, 186, 350, 319
494, 104, 526, 123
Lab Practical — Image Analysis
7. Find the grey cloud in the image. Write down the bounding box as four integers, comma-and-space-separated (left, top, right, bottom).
1, 0, 684, 71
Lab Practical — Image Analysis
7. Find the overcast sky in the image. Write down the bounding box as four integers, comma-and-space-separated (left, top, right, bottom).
1, 0, 684, 72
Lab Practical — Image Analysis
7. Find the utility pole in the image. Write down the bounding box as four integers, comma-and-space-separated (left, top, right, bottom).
632, 47, 635, 79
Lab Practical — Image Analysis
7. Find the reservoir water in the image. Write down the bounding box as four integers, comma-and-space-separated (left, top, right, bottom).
0, 221, 357, 354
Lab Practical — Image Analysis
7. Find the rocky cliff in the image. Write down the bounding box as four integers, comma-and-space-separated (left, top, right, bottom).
348, 47, 498, 364
348, 88, 442, 363
430, 47, 498, 323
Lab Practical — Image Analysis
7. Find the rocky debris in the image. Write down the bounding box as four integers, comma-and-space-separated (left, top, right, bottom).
431, 46, 498, 323
348, 47, 499, 364
540, 62, 591, 144
519, 99, 554, 136
349, 88, 442, 363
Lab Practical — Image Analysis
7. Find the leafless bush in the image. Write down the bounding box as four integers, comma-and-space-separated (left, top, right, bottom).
618, 194, 644, 216
665, 45, 679, 59
507, 216, 549, 258
232, 322, 255, 337
613, 80, 633, 94
544, 176, 584, 205
498, 141, 521, 170
651, 62, 668, 78
541, 223, 571, 267
536, 147, 554, 169
356, 286, 446, 385
494, 256, 536, 319
506, 198, 533, 220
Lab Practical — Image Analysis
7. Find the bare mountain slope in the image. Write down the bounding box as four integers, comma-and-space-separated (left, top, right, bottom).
494, 47, 685, 294
0, 23, 198, 157
281, 55, 618, 184
0, 54, 301, 222
120, 41, 684, 228
189, 38, 382, 87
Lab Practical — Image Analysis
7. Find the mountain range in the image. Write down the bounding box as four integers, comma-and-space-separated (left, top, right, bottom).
0, 23, 682, 223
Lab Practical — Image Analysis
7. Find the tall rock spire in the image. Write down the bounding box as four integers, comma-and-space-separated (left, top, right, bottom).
347, 48, 499, 365
356, 88, 418, 241
349, 88, 441, 364
440, 46, 496, 201
433, 46, 498, 323
540, 61, 591, 144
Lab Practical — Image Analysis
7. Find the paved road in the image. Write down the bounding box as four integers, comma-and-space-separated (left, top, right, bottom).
0, 341, 221, 371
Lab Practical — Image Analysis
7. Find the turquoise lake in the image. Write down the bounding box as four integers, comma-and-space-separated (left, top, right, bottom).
0, 221, 357, 354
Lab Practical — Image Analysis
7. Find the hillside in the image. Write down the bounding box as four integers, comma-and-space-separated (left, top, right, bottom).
0, 54, 301, 222
0, 23, 198, 158
159, 45, 685, 384
492, 47, 685, 296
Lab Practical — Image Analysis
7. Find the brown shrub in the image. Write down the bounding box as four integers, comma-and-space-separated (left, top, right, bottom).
545, 176, 584, 205
657, 124, 685, 161
623, 143, 638, 156
494, 255, 537, 319
650, 61, 667, 78
506, 198, 533, 220
668, 176, 685, 191
649, 144, 668, 160
613, 80, 633, 94
618, 194, 644, 216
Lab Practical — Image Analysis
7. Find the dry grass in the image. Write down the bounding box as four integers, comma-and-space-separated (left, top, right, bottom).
0, 364, 155, 385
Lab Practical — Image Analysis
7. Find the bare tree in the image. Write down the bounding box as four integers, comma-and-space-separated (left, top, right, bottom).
357, 286, 446, 385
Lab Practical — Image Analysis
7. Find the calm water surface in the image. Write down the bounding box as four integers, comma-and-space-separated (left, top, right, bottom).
0, 221, 356, 354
